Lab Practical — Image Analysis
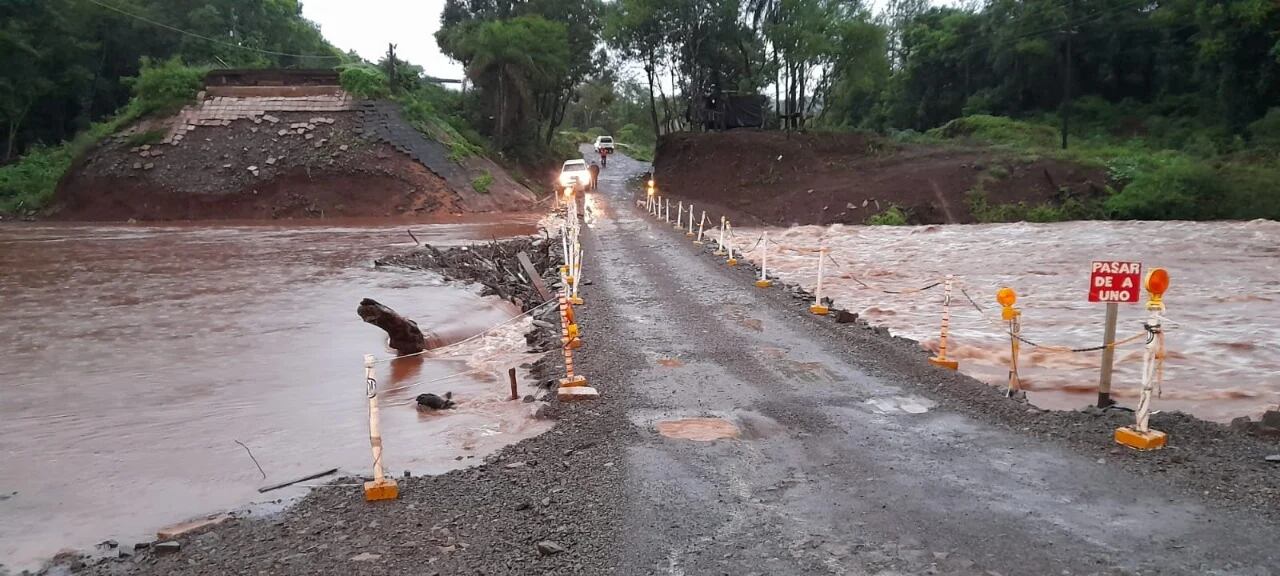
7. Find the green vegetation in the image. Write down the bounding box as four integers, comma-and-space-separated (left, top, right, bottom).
866, 205, 909, 226
967, 189, 1107, 224
1, 0, 342, 214
471, 171, 494, 194
0, 56, 219, 214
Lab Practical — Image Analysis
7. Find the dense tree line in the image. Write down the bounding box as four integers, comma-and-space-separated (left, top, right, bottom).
0, 0, 342, 162
594, 0, 1280, 151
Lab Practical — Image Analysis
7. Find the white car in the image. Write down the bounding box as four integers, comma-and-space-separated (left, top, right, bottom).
559, 159, 591, 191
594, 135, 615, 153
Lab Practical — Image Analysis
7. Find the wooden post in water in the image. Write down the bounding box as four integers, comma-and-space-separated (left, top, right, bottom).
1097, 302, 1119, 407
509, 367, 519, 400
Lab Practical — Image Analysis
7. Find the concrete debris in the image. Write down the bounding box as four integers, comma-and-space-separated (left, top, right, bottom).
139, 150, 150, 157
154, 541, 181, 554
339, 144, 349, 151
277, 129, 289, 137
143, 163, 154, 170
266, 157, 277, 165
1265, 454, 1280, 463
132, 162, 143, 170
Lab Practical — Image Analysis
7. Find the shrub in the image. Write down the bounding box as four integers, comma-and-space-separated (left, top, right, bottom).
866, 204, 909, 225
1248, 107, 1280, 150
471, 171, 494, 193
124, 57, 205, 117
340, 65, 391, 99
1103, 153, 1222, 220
928, 115, 1060, 148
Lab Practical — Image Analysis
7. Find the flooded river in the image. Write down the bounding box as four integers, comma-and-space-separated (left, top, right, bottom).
739, 220, 1280, 422
0, 218, 551, 571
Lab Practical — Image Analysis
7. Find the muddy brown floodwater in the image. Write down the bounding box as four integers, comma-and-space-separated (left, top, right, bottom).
740, 219, 1280, 422
0, 217, 552, 572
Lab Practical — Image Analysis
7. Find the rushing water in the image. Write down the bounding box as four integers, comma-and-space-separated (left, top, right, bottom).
0, 217, 551, 571
738, 220, 1280, 422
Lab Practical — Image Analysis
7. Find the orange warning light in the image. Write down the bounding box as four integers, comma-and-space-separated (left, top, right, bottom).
996, 287, 1017, 307
1145, 268, 1169, 296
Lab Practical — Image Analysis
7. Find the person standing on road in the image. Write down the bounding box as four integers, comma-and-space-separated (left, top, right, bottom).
588, 161, 600, 191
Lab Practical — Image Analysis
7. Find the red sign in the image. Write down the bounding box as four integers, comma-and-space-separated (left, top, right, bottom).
1088, 261, 1142, 303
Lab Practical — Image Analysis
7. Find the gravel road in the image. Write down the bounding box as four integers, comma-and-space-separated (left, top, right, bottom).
49, 147, 1278, 576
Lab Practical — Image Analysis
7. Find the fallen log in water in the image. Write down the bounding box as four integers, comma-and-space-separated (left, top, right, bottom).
357, 298, 427, 354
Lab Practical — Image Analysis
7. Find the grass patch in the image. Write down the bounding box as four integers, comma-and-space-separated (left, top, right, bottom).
967, 188, 1108, 223
471, 171, 494, 194
0, 104, 141, 215
617, 142, 654, 162
927, 114, 1280, 221
866, 204, 910, 225
125, 129, 166, 147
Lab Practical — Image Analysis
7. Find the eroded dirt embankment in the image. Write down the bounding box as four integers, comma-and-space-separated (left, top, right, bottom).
653, 130, 1106, 225
54, 100, 537, 221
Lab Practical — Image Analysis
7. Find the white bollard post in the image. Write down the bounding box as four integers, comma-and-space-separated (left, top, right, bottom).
363, 354, 397, 501
755, 232, 772, 288
714, 216, 727, 255
676, 201, 684, 229
726, 223, 738, 266
810, 247, 829, 315
1117, 268, 1170, 450
665, 199, 670, 223
695, 212, 707, 244
687, 204, 695, 236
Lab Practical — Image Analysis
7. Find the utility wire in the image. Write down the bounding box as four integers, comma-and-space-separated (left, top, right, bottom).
82, 0, 343, 61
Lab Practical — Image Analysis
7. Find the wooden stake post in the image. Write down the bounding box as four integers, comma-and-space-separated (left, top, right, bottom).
363, 354, 398, 501
1097, 302, 1119, 407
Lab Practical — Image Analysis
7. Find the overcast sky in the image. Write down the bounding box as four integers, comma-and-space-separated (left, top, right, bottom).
301, 0, 965, 83
302, 0, 462, 80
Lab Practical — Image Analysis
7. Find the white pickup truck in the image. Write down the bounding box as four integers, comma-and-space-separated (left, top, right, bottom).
594, 135, 615, 154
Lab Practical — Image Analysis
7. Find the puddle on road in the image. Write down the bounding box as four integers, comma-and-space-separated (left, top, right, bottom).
864, 395, 937, 415
656, 418, 741, 441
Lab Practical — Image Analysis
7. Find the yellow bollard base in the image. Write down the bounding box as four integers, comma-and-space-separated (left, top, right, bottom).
568, 296, 584, 306
363, 478, 399, 502
1114, 426, 1167, 451
685, 232, 695, 237
755, 279, 773, 288
928, 357, 959, 370
693, 240, 705, 245
809, 304, 830, 316
559, 375, 589, 388
727, 258, 739, 266
713, 250, 726, 256
564, 275, 575, 286
558, 385, 599, 401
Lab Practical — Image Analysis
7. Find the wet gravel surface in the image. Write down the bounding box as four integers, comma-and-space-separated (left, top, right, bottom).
44, 149, 1279, 576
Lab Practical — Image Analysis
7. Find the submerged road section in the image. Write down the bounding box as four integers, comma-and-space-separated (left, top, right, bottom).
580, 147, 1278, 575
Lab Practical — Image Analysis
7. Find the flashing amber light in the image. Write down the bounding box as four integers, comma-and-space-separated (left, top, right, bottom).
1145, 268, 1169, 296
996, 287, 1017, 307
